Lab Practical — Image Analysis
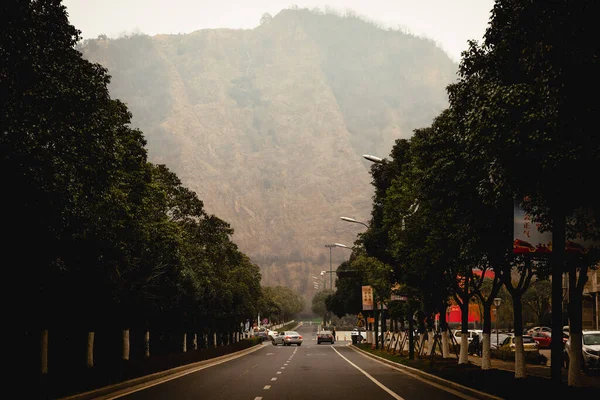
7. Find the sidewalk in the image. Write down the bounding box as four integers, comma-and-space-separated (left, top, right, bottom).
466, 353, 600, 388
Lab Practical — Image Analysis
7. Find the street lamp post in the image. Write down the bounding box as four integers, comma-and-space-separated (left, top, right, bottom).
340, 217, 369, 229
324, 243, 351, 289
493, 297, 502, 349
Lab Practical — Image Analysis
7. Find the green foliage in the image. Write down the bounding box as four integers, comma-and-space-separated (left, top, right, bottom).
260, 286, 304, 322
2, 0, 262, 335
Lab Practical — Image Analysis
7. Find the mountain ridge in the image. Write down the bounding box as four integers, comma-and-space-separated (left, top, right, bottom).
79, 8, 458, 302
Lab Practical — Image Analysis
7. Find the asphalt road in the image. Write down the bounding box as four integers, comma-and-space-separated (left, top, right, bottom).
113, 325, 472, 400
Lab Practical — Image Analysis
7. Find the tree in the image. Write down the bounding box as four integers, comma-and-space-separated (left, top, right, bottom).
452, 0, 600, 383
260, 13, 272, 25
522, 279, 551, 326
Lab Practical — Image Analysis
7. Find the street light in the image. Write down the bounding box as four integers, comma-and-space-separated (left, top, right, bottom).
363, 154, 384, 163
494, 297, 502, 348
340, 217, 369, 229
324, 243, 352, 289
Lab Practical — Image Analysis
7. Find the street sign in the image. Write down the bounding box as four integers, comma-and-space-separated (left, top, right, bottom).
356, 319, 365, 328
357, 312, 364, 320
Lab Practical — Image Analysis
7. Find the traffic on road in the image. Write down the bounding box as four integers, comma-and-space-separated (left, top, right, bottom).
115, 324, 468, 400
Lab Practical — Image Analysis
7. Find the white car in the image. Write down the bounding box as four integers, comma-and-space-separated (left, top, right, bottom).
564, 330, 600, 373
453, 329, 482, 344
266, 329, 277, 340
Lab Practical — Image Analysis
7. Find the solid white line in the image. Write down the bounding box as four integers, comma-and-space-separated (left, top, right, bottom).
101, 346, 266, 400
351, 348, 481, 400
332, 347, 404, 400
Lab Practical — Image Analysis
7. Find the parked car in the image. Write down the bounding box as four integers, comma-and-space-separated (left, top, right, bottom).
527, 326, 551, 335
499, 335, 539, 353
563, 330, 600, 373
531, 331, 552, 349
490, 333, 513, 350
453, 329, 482, 345
317, 330, 335, 344
272, 331, 303, 346
351, 328, 366, 343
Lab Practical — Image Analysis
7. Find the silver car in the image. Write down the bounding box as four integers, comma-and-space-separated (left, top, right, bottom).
272, 331, 303, 346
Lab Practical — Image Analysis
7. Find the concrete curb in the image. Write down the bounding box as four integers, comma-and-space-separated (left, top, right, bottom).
59, 343, 265, 400
350, 345, 504, 400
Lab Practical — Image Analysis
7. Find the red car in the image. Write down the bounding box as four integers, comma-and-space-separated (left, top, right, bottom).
531, 332, 552, 348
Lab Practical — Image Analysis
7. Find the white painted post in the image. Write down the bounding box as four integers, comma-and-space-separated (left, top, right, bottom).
144, 330, 150, 358
122, 329, 130, 361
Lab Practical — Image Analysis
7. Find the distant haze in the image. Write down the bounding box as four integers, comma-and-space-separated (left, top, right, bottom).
63, 0, 494, 61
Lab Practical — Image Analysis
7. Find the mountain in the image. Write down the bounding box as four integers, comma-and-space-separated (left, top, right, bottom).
78, 8, 458, 302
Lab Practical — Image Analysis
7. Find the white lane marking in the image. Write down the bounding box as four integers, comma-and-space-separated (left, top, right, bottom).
254, 398, 262, 400
332, 347, 405, 400
276, 371, 282, 374
271, 377, 277, 381
264, 385, 271, 390
100, 344, 266, 399
350, 348, 481, 400
280, 366, 285, 369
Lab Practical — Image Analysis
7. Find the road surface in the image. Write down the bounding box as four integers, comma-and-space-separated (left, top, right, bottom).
113, 324, 473, 400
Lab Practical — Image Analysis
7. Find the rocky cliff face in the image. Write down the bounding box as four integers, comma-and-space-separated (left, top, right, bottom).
79, 8, 457, 301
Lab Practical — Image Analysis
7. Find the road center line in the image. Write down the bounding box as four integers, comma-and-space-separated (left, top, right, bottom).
332, 347, 405, 400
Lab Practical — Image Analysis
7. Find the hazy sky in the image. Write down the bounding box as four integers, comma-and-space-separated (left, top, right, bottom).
63, 0, 495, 61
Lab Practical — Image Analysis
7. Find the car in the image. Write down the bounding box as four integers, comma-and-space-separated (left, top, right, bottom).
266, 329, 278, 340
272, 331, 303, 346
499, 335, 539, 353
351, 328, 366, 342
531, 331, 552, 349
253, 330, 269, 341
317, 330, 335, 344
563, 330, 600, 372
490, 333, 513, 350
453, 329, 482, 345
527, 326, 551, 335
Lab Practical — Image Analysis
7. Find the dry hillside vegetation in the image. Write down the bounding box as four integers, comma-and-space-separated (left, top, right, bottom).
80, 8, 457, 301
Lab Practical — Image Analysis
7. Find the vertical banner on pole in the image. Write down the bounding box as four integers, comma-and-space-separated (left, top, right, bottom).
362, 286, 374, 310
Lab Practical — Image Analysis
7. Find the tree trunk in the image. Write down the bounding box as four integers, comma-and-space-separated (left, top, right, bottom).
144, 330, 150, 358
482, 301, 492, 370
86, 332, 94, 368
459, 301, 469, 364
40, 329, 49, 375
122, 328, 130, 361
182, 333, 187, 353
213, 332, 217, 348
440, 310, 450, 358
428, 328, 435, 355
567, 268, 585, 387
512, 295, 526, 378
408, 305, 414, 359
374, 307, 379, 349
550, 205, 566, 382
193, 333, 198, 350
